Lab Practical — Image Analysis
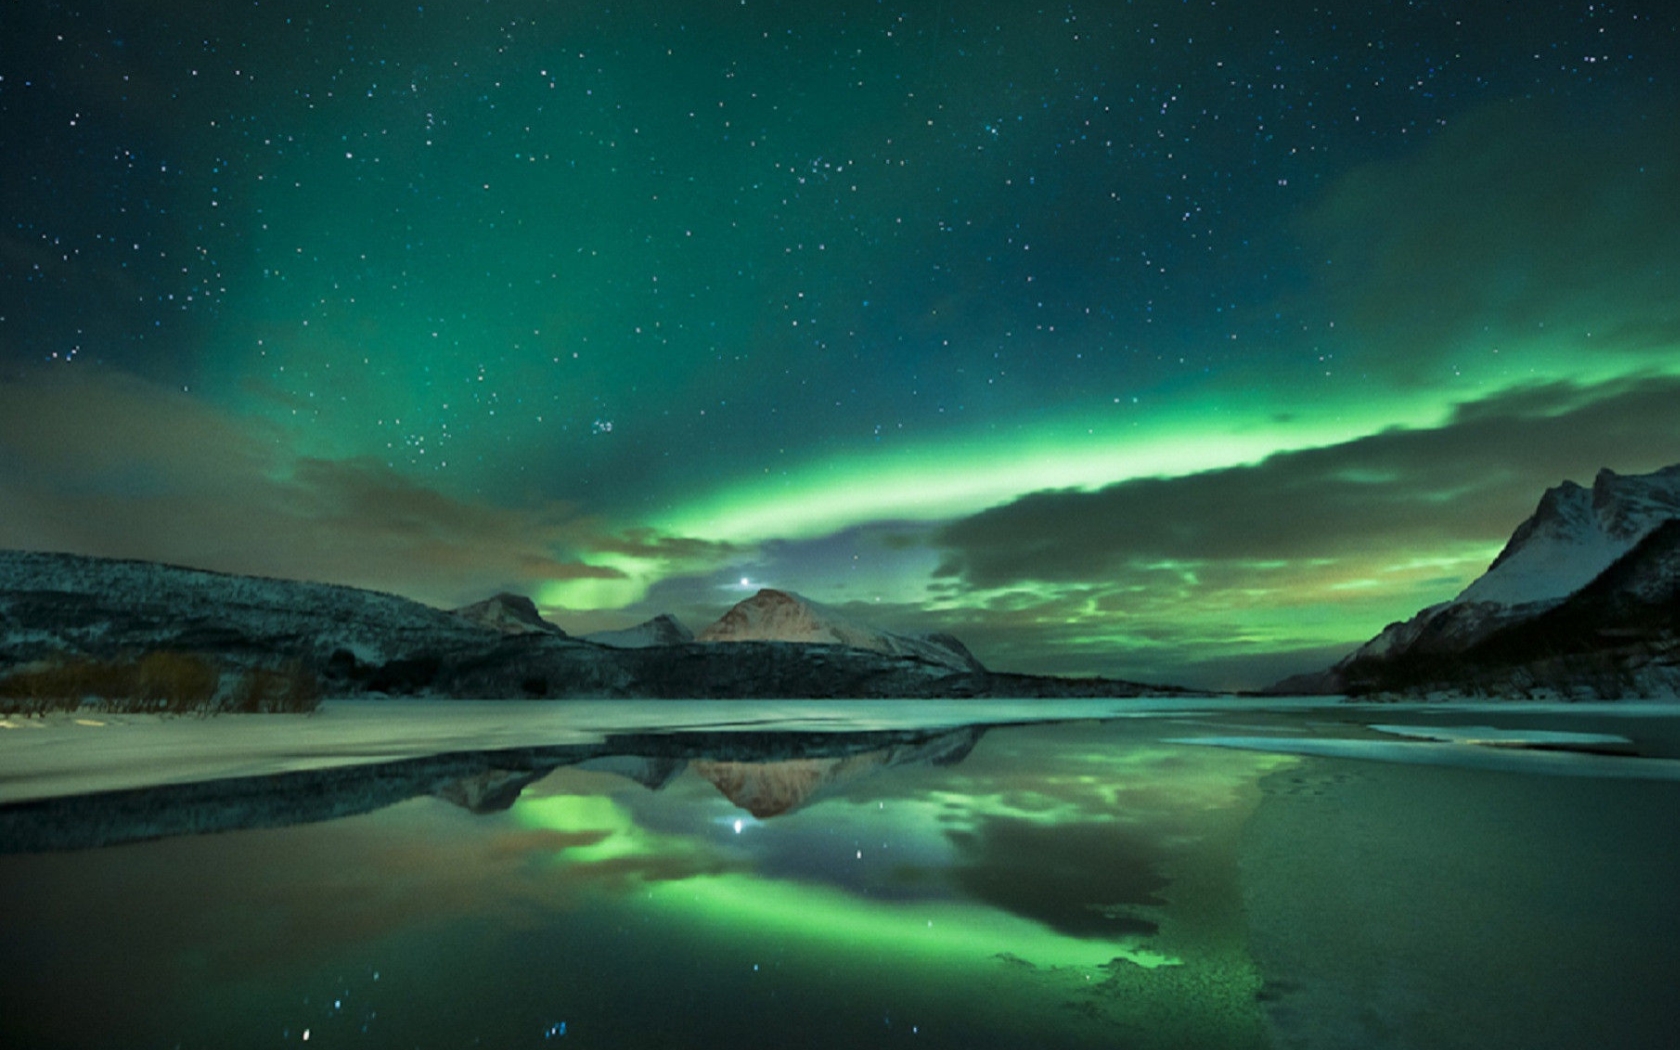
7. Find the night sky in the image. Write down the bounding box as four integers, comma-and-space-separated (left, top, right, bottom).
3, 1, 1677, 688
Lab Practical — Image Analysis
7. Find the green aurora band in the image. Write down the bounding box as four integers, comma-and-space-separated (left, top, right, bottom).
4, 0, 1678, 685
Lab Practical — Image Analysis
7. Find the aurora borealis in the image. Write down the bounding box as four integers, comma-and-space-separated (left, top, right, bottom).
3, 1, 1677, 687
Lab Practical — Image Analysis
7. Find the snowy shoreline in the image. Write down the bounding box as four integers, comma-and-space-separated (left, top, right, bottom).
7, 696, 1680, 806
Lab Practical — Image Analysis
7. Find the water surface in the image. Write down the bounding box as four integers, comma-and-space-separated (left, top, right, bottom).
2, 701, 1677, 1049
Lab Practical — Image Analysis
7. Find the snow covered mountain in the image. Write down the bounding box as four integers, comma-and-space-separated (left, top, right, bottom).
1457, 465, 1680, 606
697, 588, 984, 673
2, 550, 1179, 703
0, 548, 496, 669
583, 614, 693, 648
1280, 464, 1680, 697
452, 593, 566, 636
0, 549, 527, 711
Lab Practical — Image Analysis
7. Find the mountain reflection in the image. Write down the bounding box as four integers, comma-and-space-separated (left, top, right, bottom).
0, 725, 991, 852
7, 713, 1671, 1049
691, 727, 985, 817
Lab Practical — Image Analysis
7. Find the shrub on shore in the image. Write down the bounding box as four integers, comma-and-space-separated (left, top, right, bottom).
227, 660, 321, 712
0, 652, 322, 715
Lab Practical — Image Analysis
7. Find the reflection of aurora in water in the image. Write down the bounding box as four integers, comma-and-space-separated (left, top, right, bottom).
4, 708, 1680, 1050
509, 724, 1297, 1046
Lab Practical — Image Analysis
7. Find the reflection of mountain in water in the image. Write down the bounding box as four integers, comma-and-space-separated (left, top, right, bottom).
575, 753, 689, 791
693, 727, 985, 817
0, 726, 988, 854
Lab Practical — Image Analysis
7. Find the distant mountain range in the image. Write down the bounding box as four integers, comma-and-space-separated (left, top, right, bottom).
8, 462, 1672, 706
0, 550, 1182, 705
1276, 464, 1680, 698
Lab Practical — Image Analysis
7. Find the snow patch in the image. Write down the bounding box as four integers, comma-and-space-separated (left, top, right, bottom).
1170, 735, 1680, 779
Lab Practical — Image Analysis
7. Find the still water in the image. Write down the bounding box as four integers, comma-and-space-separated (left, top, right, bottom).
3, 702, 1679, 1049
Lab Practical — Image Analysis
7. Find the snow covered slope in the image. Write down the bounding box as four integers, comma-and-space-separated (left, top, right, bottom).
1456, 465, 1680, 606
697, 589, 984, 672
1350, 465, 1680, 662
0, 548, 496, 667
452, 593, 565, 636
583, 614, 693, 649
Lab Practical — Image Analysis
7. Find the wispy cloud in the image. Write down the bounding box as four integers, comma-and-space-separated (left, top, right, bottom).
0, 369, 717, 607
934, 376, 1680, 587
906, 376, 1680, 686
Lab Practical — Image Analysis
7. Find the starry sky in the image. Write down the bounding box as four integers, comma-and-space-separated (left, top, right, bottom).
3, 0, 1678, 688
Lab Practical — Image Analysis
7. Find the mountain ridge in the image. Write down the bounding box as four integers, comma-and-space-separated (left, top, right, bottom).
0, 549, 1182, 705
452, 593, 567, 637
1278, 464, 1680, 698
583, 614, 694, 649
1460, 464, 1680, 606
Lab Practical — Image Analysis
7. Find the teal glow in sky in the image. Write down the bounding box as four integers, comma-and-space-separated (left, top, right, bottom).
3, 1, 1678, 687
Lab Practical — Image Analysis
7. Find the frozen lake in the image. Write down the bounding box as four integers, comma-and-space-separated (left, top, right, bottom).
3, 698, 1679, 1048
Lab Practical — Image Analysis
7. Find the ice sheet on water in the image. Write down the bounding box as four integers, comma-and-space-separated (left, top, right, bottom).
1168, 734, 1680, 779
1367, 724, 1633, 748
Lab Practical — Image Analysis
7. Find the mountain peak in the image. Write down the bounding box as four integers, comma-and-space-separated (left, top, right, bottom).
1458, 464, 1680, 607
1284, 461, 1680, 696
694, 589, 835, 643
1592, 462, 1680, 538
583, 613, 694, 649
451, 592, 565, 636
697, 588, 983, 672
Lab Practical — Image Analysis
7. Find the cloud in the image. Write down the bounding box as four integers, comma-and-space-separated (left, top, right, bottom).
0, 369, 712, 607
916, 376, 1680, 687
947, 817, 1168, 939
582, 526, 738, 565
1299, 98, 1680, 370
469, 374, 1680, 688
581, 369, 1679, 687
935, 375, 1680, 588
569, 520, 945, 634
